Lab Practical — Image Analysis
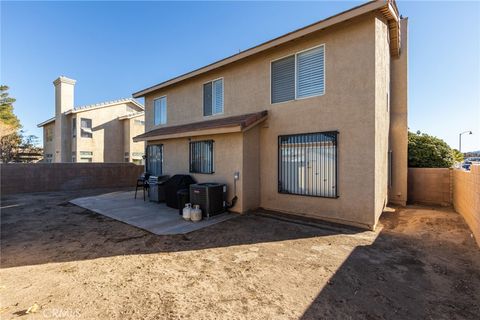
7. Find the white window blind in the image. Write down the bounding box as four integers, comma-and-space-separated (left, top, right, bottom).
213, 79, 223, 114
271, 44, 325, 103
154, 97, 167, 125
204, 79, 223, 116
296, 46, 325, 98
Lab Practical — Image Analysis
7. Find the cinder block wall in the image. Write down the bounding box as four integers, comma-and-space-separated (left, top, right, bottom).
453, 165, 480, 247
0, 163, 144, 195
408, 168, 452, 206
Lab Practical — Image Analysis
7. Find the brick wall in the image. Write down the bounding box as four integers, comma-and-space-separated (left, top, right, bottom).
453, 165, 480, 247
408, 168, 452, 206
0, 163, 144, 195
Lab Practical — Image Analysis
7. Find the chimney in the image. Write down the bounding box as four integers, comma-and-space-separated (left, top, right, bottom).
53, 76, 76, 162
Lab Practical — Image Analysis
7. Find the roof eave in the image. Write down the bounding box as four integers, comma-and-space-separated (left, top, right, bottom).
37, 118, 55, 127
132, 0, 389, 98
133, 111, 268, 142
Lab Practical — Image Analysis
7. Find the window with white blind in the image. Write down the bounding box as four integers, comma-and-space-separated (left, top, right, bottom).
203, 78, 223, 116
154, 96, 167, 125
271, 44, 325, 103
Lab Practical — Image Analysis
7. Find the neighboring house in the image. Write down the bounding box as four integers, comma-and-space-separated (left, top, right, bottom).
133, 0, 408, 229
38, 76, 145, 164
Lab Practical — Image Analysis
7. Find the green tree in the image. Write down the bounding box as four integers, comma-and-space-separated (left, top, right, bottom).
408, 131, 455, 168
452, 149, 464, 163
0, 85, 20, 137
0, 130, 41, 163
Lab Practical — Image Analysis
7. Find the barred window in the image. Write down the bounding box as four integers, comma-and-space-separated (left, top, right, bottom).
278, 131, 338, 198
189, 140, 214, 174
146, 144, 163, 176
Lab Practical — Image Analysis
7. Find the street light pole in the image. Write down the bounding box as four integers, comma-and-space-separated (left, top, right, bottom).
459, 131, 473, 153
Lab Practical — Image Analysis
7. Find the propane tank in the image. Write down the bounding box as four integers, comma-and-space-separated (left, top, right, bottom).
182, 203, 192, 221
191, 205, 202, 222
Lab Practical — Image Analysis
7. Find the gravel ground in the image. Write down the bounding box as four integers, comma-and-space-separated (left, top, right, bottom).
1, 189, 479, 319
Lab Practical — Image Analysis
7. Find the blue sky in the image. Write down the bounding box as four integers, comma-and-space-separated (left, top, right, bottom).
1, 1, 479, 152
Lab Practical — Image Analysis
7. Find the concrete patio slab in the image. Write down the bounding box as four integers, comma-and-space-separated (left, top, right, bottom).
70, 191, 237, 235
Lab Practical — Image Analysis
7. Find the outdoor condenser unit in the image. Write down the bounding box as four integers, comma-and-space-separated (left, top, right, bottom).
189, 183, 226, 218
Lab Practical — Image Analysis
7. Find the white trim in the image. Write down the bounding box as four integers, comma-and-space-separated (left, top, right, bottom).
118, 111, 145, 120
153, 95, 167, 126
202, 77, 224, 117
270, 43, 326, 105
37, 117, 55, 127
64, 98, 144, 115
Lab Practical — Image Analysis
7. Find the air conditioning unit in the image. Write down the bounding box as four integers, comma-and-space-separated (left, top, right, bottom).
189, 183, 226, 218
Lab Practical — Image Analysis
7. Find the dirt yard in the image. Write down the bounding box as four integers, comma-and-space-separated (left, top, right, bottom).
1, 189, 479, 319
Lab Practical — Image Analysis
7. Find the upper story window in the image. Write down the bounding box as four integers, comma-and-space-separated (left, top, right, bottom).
154, 96, 167, 125
271, 44, 325, 104
72, 118, 76, 138
80, 118, 93, 138
203, 78, 223, 116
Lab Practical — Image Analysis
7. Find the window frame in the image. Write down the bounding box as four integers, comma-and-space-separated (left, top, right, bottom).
153, 96, 167, 126
146, 144, 163, 176
72, 118, 77, 138
270, 43, 326, 105
189, 140, 215, 174
203, 77, 224, 117
80, 118, 93, 138
277, 130, 338, 199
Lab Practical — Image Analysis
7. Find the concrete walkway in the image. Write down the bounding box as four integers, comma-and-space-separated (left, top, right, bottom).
70, 191, 237, 235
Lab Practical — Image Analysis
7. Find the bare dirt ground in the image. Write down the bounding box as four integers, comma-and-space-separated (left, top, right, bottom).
1, 189, 479, 320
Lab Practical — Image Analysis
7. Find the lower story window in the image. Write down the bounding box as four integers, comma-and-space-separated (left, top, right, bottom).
146, 144, 163, 176
189, 140, 214, 174
278, 131, 338, 198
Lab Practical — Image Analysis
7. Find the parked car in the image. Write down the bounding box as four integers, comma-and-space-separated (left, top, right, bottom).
462, 160, 472, 170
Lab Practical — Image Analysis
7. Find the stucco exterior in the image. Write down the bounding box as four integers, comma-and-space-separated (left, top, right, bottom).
389, 18, 409, 206
38, 77, 145, 163
134, 2, 408, 229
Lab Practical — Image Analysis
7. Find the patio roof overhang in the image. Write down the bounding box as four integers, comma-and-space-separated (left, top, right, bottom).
133, 110, 268, 142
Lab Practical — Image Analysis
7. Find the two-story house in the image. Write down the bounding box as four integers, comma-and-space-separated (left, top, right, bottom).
38, 76, 145, 163
133, 0, 408, 229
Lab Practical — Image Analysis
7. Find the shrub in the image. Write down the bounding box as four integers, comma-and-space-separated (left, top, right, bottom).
408, 131, 454, 168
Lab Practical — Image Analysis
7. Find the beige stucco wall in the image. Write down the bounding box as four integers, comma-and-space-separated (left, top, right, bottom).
453, 166, 480, 247
142, 12, 406, 229
242, 125, 261, 212
151, 132, 244, 213
373, 16, 391, 223
127, 117, 146, 162
389, 18, 408, 206
43, 102, 144, 163
408, 168, 452, 206
75, 103, 130, 162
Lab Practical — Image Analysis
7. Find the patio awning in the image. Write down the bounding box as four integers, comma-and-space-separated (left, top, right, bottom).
133, 110, 268, 142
